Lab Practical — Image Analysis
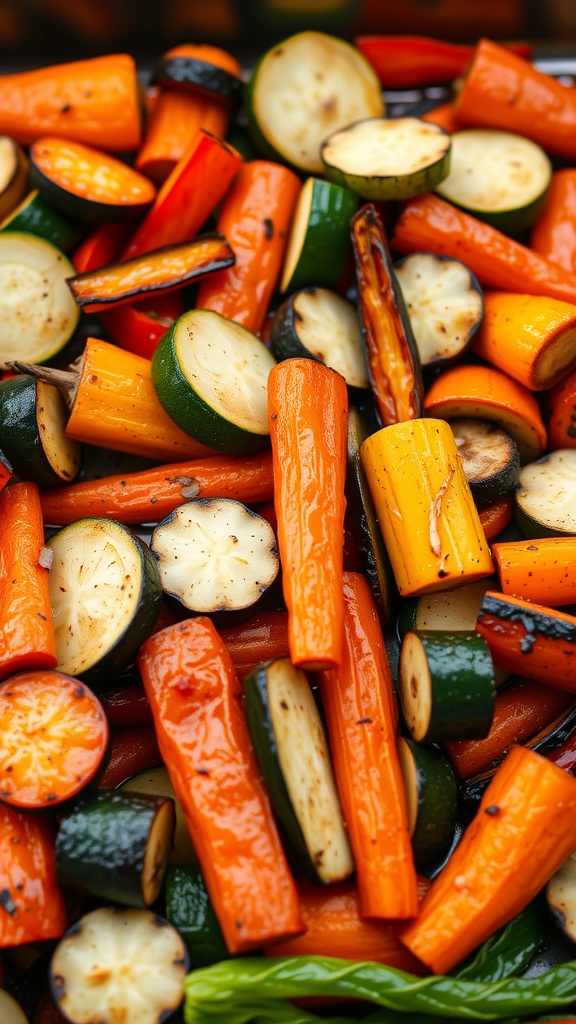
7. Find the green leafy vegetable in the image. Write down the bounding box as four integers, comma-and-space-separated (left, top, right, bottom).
454, 903, 544, 982
183, 956, 576, 1023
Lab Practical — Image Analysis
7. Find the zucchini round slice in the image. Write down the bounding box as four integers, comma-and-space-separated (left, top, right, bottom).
153, 56, 243, 107
397, 737, 458, 869
436, 129, 552, 233
0, 374, 81, 486
120, 766, 196, 865
449, 418, 520, 506
0, 189, 83, 252
245, 31, 384, 173
399, 630, 496, 744
56, 789, 175, 907
394, 253, 483, 370
30, 137, 156, 223
270, 288, 368, 390
50, 908, 188, 1024
0, 136, 28, 222
0, 232, 79, 365
0, 990, 28, 1024
280, 177, 358, 294
151, 498, 279, 617
515, 449, 576, 537
547, 850, 576, 943
152, 309, 276, 455
46, 518, 163, 689
0, 670, 108, 811
243, 658, 354, 883
321, 117, 451, 200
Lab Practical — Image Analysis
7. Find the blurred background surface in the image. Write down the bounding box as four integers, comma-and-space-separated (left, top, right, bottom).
0, 0, 574, 67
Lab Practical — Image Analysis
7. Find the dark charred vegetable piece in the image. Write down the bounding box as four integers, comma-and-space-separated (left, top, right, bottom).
351, 203, 423, 426
152, 56, 244, 107
448, 418, 520, 506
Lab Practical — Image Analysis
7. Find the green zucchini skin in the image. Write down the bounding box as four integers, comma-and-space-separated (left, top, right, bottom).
152, 311, 274, 456
397, 737, 458, 870
346, 406, 396, 627
152, 57, 243, 107
242, 661, 317, 880
280, 177, 358, 294
55, 789, 175, 907
0, 374, 81, 486
0, 190, 84, 251
165, 864, 234, 967
400, 630, 496, 743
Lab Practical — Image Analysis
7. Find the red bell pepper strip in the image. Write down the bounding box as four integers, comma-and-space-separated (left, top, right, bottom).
71, 220, 132, 274
355, 36, 532, 89
100, 687, 154, 728
100, 291, 184, 360
0, 451, 11, 493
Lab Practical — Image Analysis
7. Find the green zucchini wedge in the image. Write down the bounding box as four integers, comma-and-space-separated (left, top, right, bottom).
150, 499, 279, 619
547, 850, 576, 943
55, 789, 175, 907
436, 129, 552, 234
346, 405, 396, 627
243, 658, 354, 883
50, 908, 188, 1024
0, 189, 83, 252
30, 137, 156, 223
270, 288, 368, 390
245, 30, 384, 173
46, 518, 162, 690
166, 864, 233, 967
0, 135, 28, 223
394, 253, 483, 371
397, 737, 458, 870
322, 117, 451, 201
153, 56, 243, 108
0, 374, 81, 486
515, 449, 576, 537
0, 232, 79, 365
120, 765, 196, 865
152, 309, 276, 455
399, 630, 496, 743
351, 204, 423, 427
280, 177, 358, 294
449, 418, 520, 506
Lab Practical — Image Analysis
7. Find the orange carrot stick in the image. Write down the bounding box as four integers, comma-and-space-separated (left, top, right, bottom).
454, 39, 576, 160
40, 450, 274, 526
197, 161, 301, 336
400, 745, 576, 974
476, 591, 576, 694
547, 367, 576, 450
268, 358, 348, 670
0, 482, 57, 682
138, 617, 303, 953
422, 102, 461, 133
445, 677, 575, 780
136, 44, 241, 184
218, 611, 289, 667
319, 572, 418, 920
471, 292, 576, 391
493, 536, 576, 607
0, 805, 66, 949
0, 54, 141, 152
268, 879, 428, 973
530, 170, 576, 273
392, 193, 576, 306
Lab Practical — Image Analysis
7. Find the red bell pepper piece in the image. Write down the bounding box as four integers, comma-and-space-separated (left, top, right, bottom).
100, 291, 184, 359
100, 687, 154, 728
72, 221, 132, 274
98, 726, 163, 788
355, 36, 532, 89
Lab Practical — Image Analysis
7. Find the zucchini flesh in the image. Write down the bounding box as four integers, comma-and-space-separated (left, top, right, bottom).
449, 417, 520, 506
151, 498, 279, 614
247, 31, 384, 173
0, 671, 108, 811
280, 176, 358, 294
67, 233, 234, 312
436, 129, 552, 232
0, 232, 80, 365
322, 117, 451, 200
0, 374, 81, 486
55, 790, 175, 907
0, 136, 27, 222
120, 766, 196, 865
270, 287, 368, 389
0, 991, 28, 1024
515, 449, 576, 537
547, 850, 576, 943
50, 908, 188, 1024
46, 518, 162, 687
397, 578, 496, 638
394, 253, 483, 368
